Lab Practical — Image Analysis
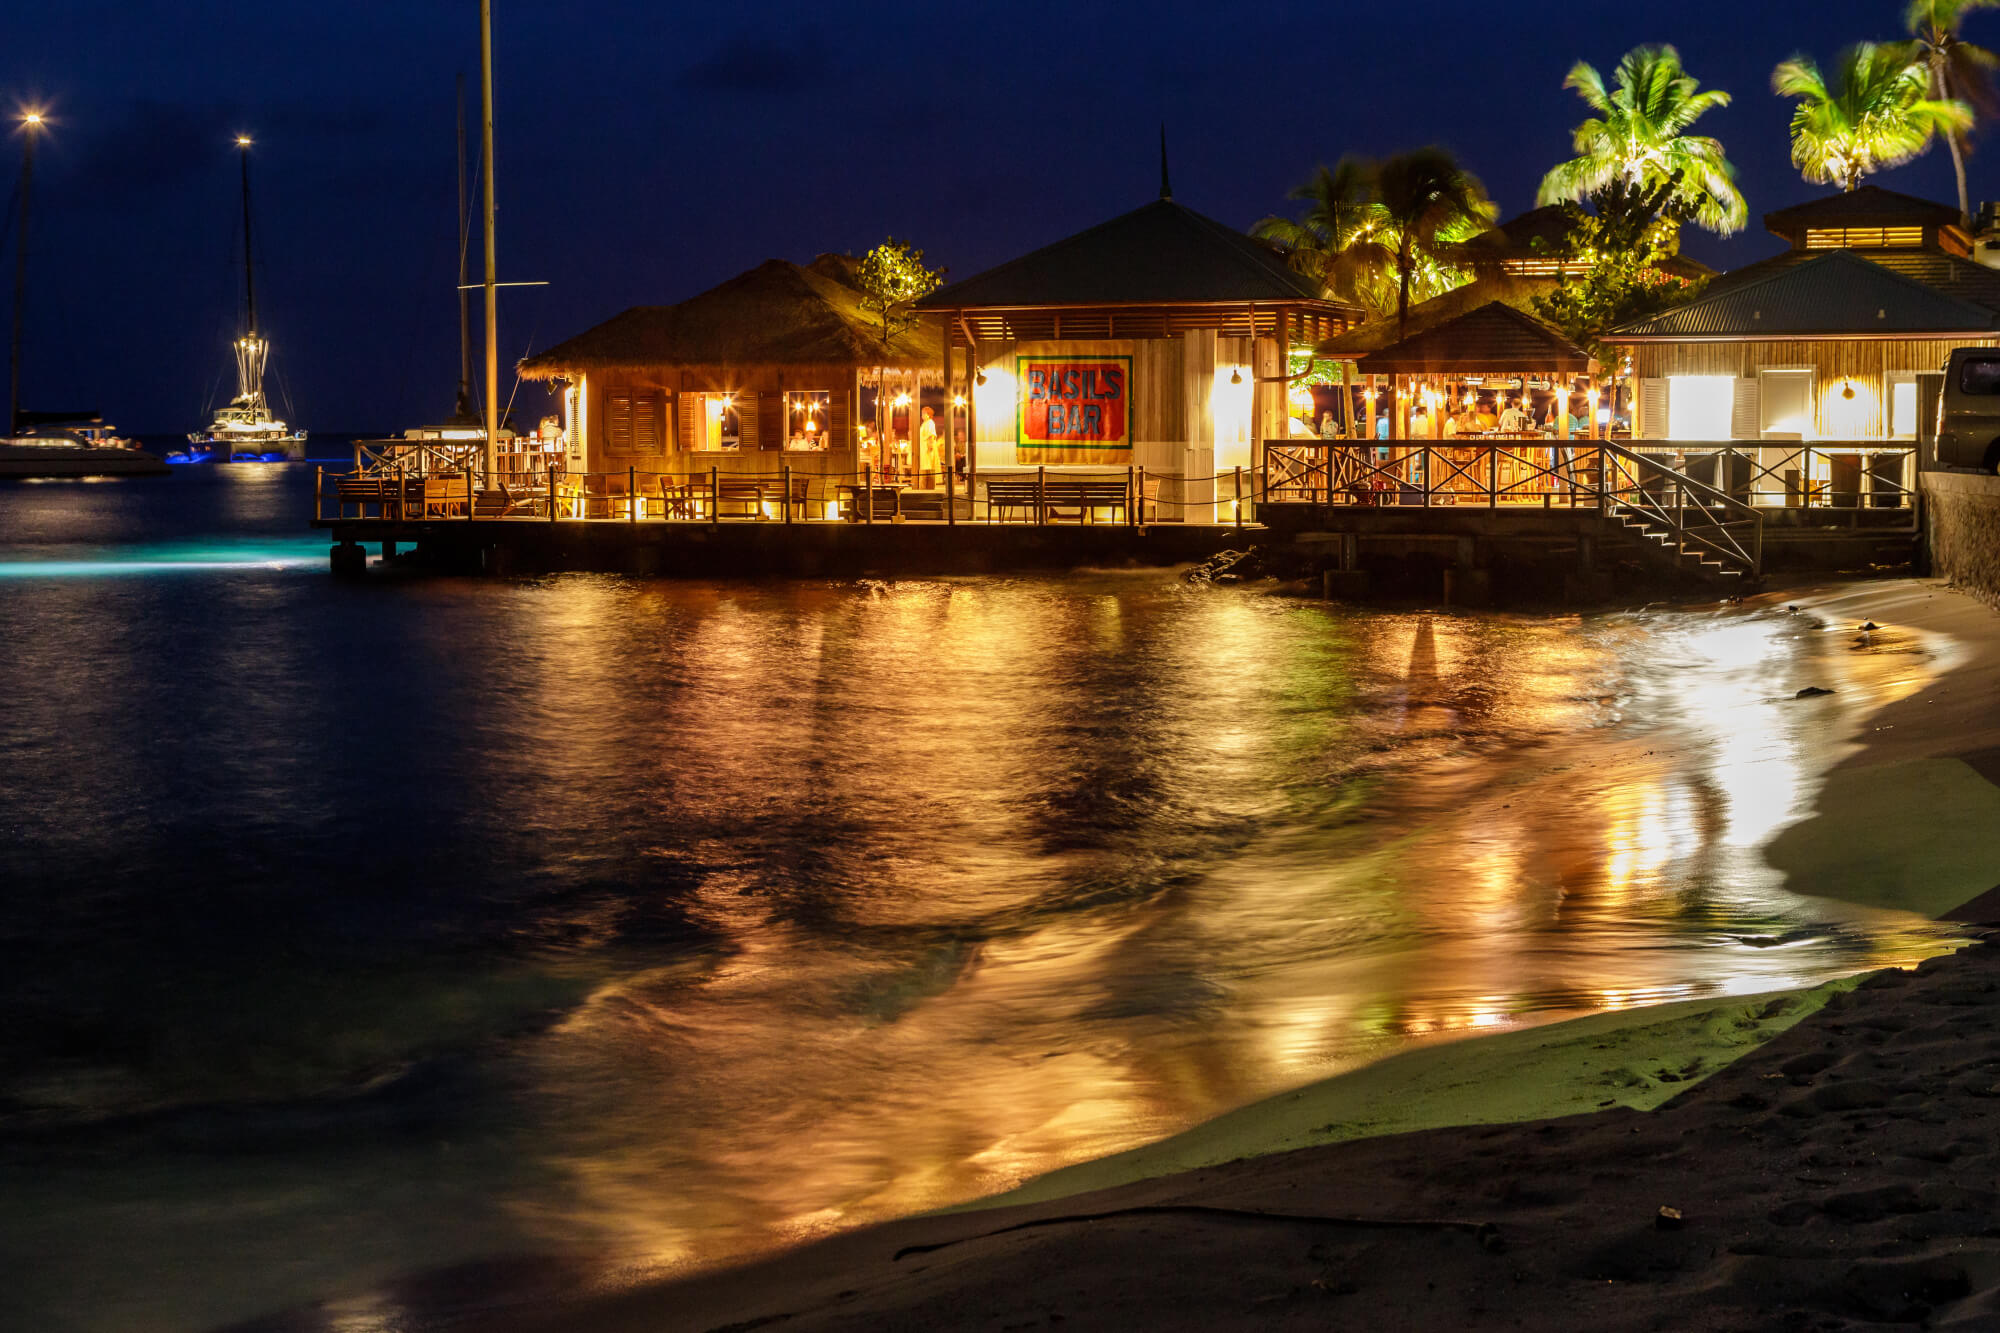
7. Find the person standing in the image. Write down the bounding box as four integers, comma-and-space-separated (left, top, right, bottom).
917, 405, 941, 488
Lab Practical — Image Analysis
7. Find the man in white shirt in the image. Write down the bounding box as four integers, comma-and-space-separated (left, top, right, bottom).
1499, 398, 1530, 432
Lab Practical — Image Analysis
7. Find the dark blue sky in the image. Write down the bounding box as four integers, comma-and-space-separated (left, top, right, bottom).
3, 0, 1993, 433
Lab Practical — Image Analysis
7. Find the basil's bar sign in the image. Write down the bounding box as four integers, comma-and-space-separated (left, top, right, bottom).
1017, 355, 1132, 464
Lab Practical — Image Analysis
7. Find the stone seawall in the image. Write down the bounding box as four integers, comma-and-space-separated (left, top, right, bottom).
1923, 469, 2000, 605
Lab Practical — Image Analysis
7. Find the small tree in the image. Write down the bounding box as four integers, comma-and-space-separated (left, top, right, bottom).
1531, 175, 1706, 365
856, 239, 945, 347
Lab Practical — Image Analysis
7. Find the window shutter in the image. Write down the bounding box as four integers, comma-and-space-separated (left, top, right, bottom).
607, 393, 633, 452
677, 393, 694, 453
634, 392, 660, 452
1639, 379, 1669, 439
1730, 378, 1760, 441
737, 394, 759, 452
828, 388, 849, 449
758, 393, 784, 451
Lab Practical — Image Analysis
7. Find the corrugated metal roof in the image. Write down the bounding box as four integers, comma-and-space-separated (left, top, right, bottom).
1611, 250, 1999, 339
1355, 301, 1591, 374
918, 198, 1335, 310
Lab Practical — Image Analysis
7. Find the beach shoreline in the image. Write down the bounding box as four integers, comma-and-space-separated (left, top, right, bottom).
471, 577, 2000, 1332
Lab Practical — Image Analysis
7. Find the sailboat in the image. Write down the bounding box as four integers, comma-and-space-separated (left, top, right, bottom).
182, 135, 306, 463
356, 75, 517, 476
1, 109, 167, 477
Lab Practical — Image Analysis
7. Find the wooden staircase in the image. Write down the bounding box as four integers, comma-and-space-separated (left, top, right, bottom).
1598, 444, 1763, 586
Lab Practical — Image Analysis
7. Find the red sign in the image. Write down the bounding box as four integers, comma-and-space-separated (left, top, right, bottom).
1017, 355, 1132, 460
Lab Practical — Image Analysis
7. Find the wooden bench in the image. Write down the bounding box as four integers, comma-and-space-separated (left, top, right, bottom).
334, 475, 422, 518
661, 474, 813, 520
985, 476, 1133, 524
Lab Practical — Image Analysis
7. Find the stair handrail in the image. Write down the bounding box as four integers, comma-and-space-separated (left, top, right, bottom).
1599, 442, 1763, 576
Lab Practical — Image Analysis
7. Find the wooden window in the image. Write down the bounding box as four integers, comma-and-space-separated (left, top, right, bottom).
606, 393, 633, 452
687, 393, 742, 450
1804, 226, 1924, 249
605, 392, 662, 454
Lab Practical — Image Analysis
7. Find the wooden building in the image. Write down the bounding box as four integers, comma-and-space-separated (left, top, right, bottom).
517, 255, 945, 491
1613, 187, 2000, 445
916, 182, 1357, 520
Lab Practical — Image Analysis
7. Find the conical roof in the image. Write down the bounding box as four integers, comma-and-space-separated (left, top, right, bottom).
919, 198, 1331, 309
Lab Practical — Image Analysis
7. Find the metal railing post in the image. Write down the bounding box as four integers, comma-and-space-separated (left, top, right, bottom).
1487, 446, 1498, 509
1420, 448, 1430, 508
710, 466, 720, 525
1234, 465, 1243, 530
783, 463, 793, 525
629, 466, 637, 523
547, 463, 556, 522
1037, 465, 1046, 525
1127, 463, 1136, 528
1137, 465, 1146, 526
864, 463, 872, 526
944, 460, 955, 526
397, 461, 406, 523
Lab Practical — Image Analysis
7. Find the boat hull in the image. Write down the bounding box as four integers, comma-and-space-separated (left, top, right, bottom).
0, 446, 171, 478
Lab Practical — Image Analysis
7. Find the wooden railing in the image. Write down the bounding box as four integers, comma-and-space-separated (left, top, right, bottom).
313, 462, 1260, 528
1262, 441, 1764, 576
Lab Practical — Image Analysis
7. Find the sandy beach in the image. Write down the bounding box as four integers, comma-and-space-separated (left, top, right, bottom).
487, 578, 2000, 1332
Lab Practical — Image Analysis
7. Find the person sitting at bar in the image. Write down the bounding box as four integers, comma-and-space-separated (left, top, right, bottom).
1499, 398, 1530, 433
1475, 397, 1499, 431
1567, 396, 1592, 436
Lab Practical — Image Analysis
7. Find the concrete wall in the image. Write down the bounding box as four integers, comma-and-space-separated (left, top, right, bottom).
1923, 469, 2000, 603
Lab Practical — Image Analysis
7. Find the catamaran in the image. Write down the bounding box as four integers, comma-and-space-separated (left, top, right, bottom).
182, 136, 305, 463
2, 109, 167, 477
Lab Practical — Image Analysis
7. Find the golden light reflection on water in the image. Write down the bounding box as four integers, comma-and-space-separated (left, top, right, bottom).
372, 582, 1959, 1293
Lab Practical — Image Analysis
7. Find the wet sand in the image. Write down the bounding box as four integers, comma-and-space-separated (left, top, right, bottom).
490, 579, 2000, 1331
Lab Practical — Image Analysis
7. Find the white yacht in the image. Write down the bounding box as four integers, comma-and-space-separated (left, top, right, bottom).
0, 416, 167, 477
184, 136, 306, 463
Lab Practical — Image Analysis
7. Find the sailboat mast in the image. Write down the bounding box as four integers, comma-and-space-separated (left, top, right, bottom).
456, 73, 474, 416
238, 138, 256, 335
10, 112, 42, 436
479, 0, 499, 473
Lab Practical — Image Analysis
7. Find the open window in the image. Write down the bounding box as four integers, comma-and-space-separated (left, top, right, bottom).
688, 393, 741, 451
786, 391, 831, 451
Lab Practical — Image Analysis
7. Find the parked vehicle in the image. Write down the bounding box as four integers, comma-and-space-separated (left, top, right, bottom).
1935, 347, 2000, 472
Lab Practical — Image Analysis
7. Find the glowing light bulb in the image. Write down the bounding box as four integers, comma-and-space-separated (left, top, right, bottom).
236, 135, 252, 147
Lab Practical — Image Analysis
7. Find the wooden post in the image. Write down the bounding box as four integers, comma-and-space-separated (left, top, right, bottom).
944, 458, 955, 526
628, 465, 636, 523
864, 462, 872, 525
1420, 447, 1430, 508
1127, 463, 1136, 528
467, 466, 474, 520
1037, 464, 1046, 525
783, 463, 793, 524
397, 461, 405, 523
710, 466, 720, 524
1136, 464, 1146, 526
1234, 466, 1243, 530
1488, 446, 1498, 509
546, 461, 555, 522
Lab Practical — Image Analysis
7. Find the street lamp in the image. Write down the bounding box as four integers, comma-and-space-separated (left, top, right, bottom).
10, 108, 48, 435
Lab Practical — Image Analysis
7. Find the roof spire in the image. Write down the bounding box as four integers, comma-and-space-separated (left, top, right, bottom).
1159, 123, 1172, 201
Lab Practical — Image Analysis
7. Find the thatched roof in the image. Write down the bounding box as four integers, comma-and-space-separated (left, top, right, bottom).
1355, 302, 1591, 376
918, 198, 1339, 310
1316, 272, 1560, 359
519, 257, 943, 379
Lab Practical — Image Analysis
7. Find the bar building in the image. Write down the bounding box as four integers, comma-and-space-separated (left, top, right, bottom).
917, 182, 1356, 519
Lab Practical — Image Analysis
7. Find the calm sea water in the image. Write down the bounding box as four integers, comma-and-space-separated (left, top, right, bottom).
0, 465, 1960, 1331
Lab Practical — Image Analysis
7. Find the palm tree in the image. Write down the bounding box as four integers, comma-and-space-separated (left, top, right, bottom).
1538, 45, 1747, 236
1251, 157, 1395, 313
1373, 147, 1496, 338
1908, 0, 2000, 223
1773, 42, 1972, 191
